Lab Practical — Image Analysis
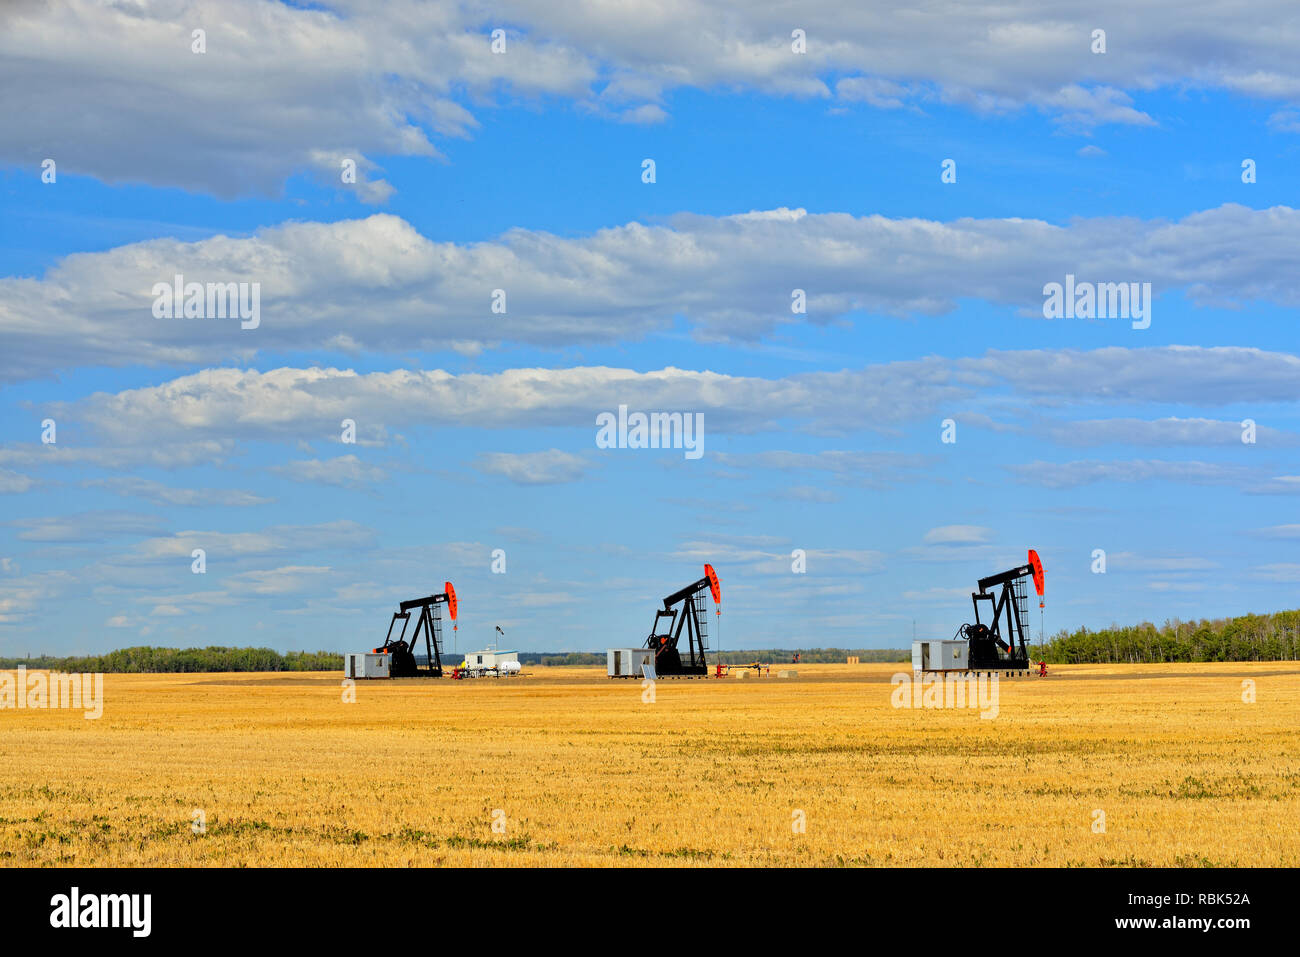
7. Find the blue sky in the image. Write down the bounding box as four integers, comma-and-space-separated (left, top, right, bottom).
2, 2, 1299, 655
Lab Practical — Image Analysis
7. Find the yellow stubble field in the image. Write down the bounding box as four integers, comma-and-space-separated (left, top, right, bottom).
1, 662, 1298, 867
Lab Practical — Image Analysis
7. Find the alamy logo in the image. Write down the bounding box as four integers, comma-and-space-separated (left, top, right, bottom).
152, 273, 260, 329
0, 667, 103, 719
891, 671, 999, 719
50, 887, 151, 937
1042, 274, 1151, 329
595, 404, 704, 460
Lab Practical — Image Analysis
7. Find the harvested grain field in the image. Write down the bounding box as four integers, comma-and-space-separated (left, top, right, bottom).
2, 662, 1297, 867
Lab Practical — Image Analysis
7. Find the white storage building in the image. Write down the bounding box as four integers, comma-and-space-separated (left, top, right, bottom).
344, 652, 391, 679
911, 639, 968, 673
607, 647, 655, 678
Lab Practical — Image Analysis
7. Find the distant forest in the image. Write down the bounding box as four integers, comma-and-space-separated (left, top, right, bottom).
1034, 610, 1300, 664
0, 646, 342, 673
2, 610, 1297, 672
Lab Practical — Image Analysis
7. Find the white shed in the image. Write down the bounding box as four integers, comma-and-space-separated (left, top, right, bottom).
911, 639, 968, 673
464, 649, 519, 671
607, 647, 655, 678
344, 653, 391, 679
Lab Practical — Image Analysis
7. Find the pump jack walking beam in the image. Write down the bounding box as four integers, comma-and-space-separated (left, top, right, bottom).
972, 563, 1034, 655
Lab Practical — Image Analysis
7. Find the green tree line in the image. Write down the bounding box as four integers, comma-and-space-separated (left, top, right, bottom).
0, 646, 343, 673
1034, 610, 1300, 664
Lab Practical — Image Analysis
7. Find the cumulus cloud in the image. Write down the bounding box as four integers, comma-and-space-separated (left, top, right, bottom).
271, 455, 387, 488
22, 346, 1294, 459
966, 346, 1300, 406
8, 205, 1300, 380
44, 362, 954, 448
0, 0, 593, 200
473, 449, 590, 484
8, 2, 1300, 199
0, 346, 1283, 490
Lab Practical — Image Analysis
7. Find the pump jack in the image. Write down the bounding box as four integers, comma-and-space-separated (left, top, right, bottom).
957, 550, 1044, 671
374, 582, 457, 677
644, 564, 721, 677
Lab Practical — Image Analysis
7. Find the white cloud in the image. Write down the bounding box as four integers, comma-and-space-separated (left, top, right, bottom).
271, 455, 387, 488
0, 468, 35, 493
0, 0, 594, 201
9, 2, 1300, 201
130, 520, 374, 561
1046, 417, 1297, 447
32, 347, 1298, 459
1009, 459, 1259, 489
1268, 110, 1300, 133
923, 525, 993, 545
9, 205, 1300, 379
674, 539, 885, 575
1253, 563, 1300, 582
1040, 85, 1155, 130
616, 104, 669, 124
714, 451, 933, 487
84, 477, 273, 506
969, 346, 1300, 406
0, 570, 74, 624
1254, 524, 1300, 539
226, 565, 334, 596
473, 449, 590, 485
775, 485, 840, 503
835, 76, 911, 110
9, 511, 165, 543
0, 441, 235, 470
1101, 551, 1221, 573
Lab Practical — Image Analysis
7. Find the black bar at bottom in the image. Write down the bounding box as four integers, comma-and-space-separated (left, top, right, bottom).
0, 866, 1280, 944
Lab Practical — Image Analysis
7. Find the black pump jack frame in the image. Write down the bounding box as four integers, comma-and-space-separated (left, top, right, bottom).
965, 563, 1034, 671
376, 591, 452, 677
645, 576, 712, 676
